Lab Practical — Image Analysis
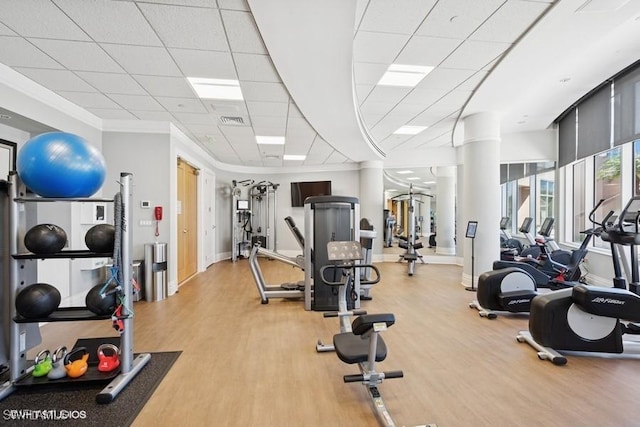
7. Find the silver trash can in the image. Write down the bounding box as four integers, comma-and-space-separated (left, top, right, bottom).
144, 242, 168, 302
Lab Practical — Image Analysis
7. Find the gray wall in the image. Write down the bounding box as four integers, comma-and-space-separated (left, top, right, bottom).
102, 131, 171, 261
215, 168, 360, 258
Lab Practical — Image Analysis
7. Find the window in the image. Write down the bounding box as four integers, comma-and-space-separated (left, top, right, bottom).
502, 182, 515, 231
634, 140, 640, 195
517, 177, 531, 231
536, 171, 555, 236
572, 161, 586, 242
594, 147, 622, 248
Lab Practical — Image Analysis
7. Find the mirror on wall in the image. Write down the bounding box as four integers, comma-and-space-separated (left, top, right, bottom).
0, 138, 16, 180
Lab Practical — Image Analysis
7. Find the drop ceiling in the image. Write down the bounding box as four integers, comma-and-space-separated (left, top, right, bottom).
0, 0, 638, 192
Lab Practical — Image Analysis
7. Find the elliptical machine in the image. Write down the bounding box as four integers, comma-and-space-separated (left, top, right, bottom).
469, 201, 609, 319
517, 196, 640, 365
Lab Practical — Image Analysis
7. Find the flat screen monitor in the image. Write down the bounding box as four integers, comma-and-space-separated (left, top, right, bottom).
519, 217, 533, 233
539, 217, 554, 236
237, 199, 249, 210
499, 217, 509, 230
465, 221, 478, 238
290, 181, 331, 207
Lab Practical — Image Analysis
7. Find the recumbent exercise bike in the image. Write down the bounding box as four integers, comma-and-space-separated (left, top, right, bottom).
317, 241, 434, 427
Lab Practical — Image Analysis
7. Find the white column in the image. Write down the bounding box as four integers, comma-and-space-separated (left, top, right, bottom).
359, 161, 384, 257
462, 112, 501, 287
423, 195, 432, 236
436, 166, 456, 255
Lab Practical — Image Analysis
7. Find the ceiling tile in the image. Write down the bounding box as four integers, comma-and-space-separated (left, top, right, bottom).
131, 110, 177, 121
30, 39, 123, 72
371, 116, 409, 139
107, 94, 165, 111
241, 82, 289, 102
13, 68, 96, 92
219, 125, 258, 146
361, 86, 411, 105
358, 0, 437, 35
205, 100, 248, 115
386, 102, 428, 117
360, 99, 401, 116
234, 53, 281, 82
325, 151, 349, 164
53, 0, 162, 45
75, 71, 147, 95
287, 101, 303, 118
0, 0, 90, 40
379, 132, 414, 145
87, 108, 137, 120
285, 127, 316, 151
395, 87, 448, 107
217, 0, 250, 11
410, 107, 459, 127
133, 75, 195, 97
286, 117, 315, 131
169, 48, 236, 79
415, 0, 505, 39
100, 44, 182, 76
304, 138, 333, 165
439, 39, 510, 70
470, 1, 550, 43
0, 23, 16, 36
172, 112, 217, 125
154, 96, 207, 113
453, 70, 487, 91
415, 67, 477, 91
220, 10, 267, 54
138, 3, 229, 51
361, 114, 383, 129
355, 85, 374, 103
353, 31, 410, 63
132, 0, 216, 7
353, 62, 388, 85
56, 91, 121, 109
246, 101, 288, 117
251, 115, 286, 135
0, 37, 63, 68
184, 123, 228, 135
396, 36, 463, 67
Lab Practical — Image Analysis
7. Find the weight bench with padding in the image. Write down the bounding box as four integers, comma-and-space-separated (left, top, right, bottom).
333, 313, 394, 364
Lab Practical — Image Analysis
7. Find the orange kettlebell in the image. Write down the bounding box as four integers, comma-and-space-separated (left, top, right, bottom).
64, 347, 89, 378
97, 343, 120, 373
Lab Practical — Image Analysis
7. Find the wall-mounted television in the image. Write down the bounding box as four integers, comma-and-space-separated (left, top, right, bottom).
290, 181, 332, 207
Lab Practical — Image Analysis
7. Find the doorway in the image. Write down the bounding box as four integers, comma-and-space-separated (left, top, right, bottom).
177, 158, 198, 284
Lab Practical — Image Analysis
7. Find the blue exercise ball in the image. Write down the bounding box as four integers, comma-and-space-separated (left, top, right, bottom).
17, 132, 106, 198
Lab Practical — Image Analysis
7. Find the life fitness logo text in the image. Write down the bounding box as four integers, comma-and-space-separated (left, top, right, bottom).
591, 297, 625, 305
3, 409, 87, 421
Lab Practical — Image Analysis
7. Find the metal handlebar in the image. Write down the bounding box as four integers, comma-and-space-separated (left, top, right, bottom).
319, 263, 381, 286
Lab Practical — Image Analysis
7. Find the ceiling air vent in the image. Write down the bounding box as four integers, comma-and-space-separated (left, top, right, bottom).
219, 116, 245, 125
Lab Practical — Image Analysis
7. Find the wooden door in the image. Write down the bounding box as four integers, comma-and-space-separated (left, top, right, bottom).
177, 159, 198, 284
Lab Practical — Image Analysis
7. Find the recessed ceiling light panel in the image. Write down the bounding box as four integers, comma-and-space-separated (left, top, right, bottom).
397, 170, 413, 174
377, 64, 434, 87
256, 136, 285, 145
283, 154, 306, 161
394, 126, 428, 135
187, 77, 243, 100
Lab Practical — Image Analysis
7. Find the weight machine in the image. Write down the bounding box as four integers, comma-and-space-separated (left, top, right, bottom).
230, 179, 279, 261
393, 185, 430, 276
304, 196, 360, 311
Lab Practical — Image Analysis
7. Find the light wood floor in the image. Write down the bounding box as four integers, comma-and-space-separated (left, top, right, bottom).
30, 259, 640, 427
